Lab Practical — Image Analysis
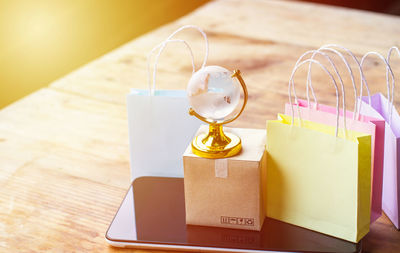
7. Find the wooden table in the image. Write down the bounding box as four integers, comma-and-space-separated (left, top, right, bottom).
1, 0, 400, 252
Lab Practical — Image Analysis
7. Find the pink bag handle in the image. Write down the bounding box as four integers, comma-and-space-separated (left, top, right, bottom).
307, 45, 370, 120
292, 50, 347, 134
360, 51, 395, 123
289, 59, 344, 137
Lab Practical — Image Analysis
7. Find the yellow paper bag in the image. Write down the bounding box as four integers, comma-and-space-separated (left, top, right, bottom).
266, 113, 371, 242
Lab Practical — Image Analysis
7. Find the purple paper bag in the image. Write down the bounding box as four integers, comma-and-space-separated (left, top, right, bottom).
359, 93, 400, 229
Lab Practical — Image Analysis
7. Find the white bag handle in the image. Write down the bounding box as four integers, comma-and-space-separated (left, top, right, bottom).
307, 45, 367, 120
289, 59, 344, 137
165, 25, 209, 69
147, 39, 196, 95
292, 50, 347, 133
147, 25, 209, 95
360, 51, 395, 123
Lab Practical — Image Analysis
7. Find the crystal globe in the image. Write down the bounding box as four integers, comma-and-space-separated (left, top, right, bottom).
187, 66, 241, 121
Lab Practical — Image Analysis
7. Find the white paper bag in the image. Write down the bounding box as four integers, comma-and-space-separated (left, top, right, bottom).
128, 25, 207, 180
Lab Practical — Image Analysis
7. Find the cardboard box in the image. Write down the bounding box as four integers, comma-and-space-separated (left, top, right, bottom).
183, 126, 267, 231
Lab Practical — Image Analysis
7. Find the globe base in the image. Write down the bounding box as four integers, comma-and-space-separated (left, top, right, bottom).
191, 124, 242, 158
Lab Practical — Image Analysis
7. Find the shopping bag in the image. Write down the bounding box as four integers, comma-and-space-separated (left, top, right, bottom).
128, 25, 207, 180
284, 45, 385, 223
358, 48, 400, 229
266, 59, 372, 243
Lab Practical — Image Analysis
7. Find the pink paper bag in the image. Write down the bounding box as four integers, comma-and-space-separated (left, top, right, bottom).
285, 98, 385, 223
359, 93, 400, 229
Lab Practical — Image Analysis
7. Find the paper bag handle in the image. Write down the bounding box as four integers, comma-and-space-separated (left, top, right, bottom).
360, 51, 395, 123
147, 25, 209, 95
165, 25, 209, 69
289, 59, 344, 137
318, 45, 371, 119
307, 45, 369, 120
386, 46, 400, 120
147, 39, 196, 95
292, 50, 347, 134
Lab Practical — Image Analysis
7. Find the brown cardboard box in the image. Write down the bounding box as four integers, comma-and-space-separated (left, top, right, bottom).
183, 126, 267, 231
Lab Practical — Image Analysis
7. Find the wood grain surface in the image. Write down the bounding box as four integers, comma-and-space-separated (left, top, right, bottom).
1, 0, 400, 252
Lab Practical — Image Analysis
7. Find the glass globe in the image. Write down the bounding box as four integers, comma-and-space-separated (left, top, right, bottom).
187, 66, 241, 121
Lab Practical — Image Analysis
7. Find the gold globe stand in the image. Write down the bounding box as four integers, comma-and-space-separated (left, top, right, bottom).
188, 69, 248, 158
